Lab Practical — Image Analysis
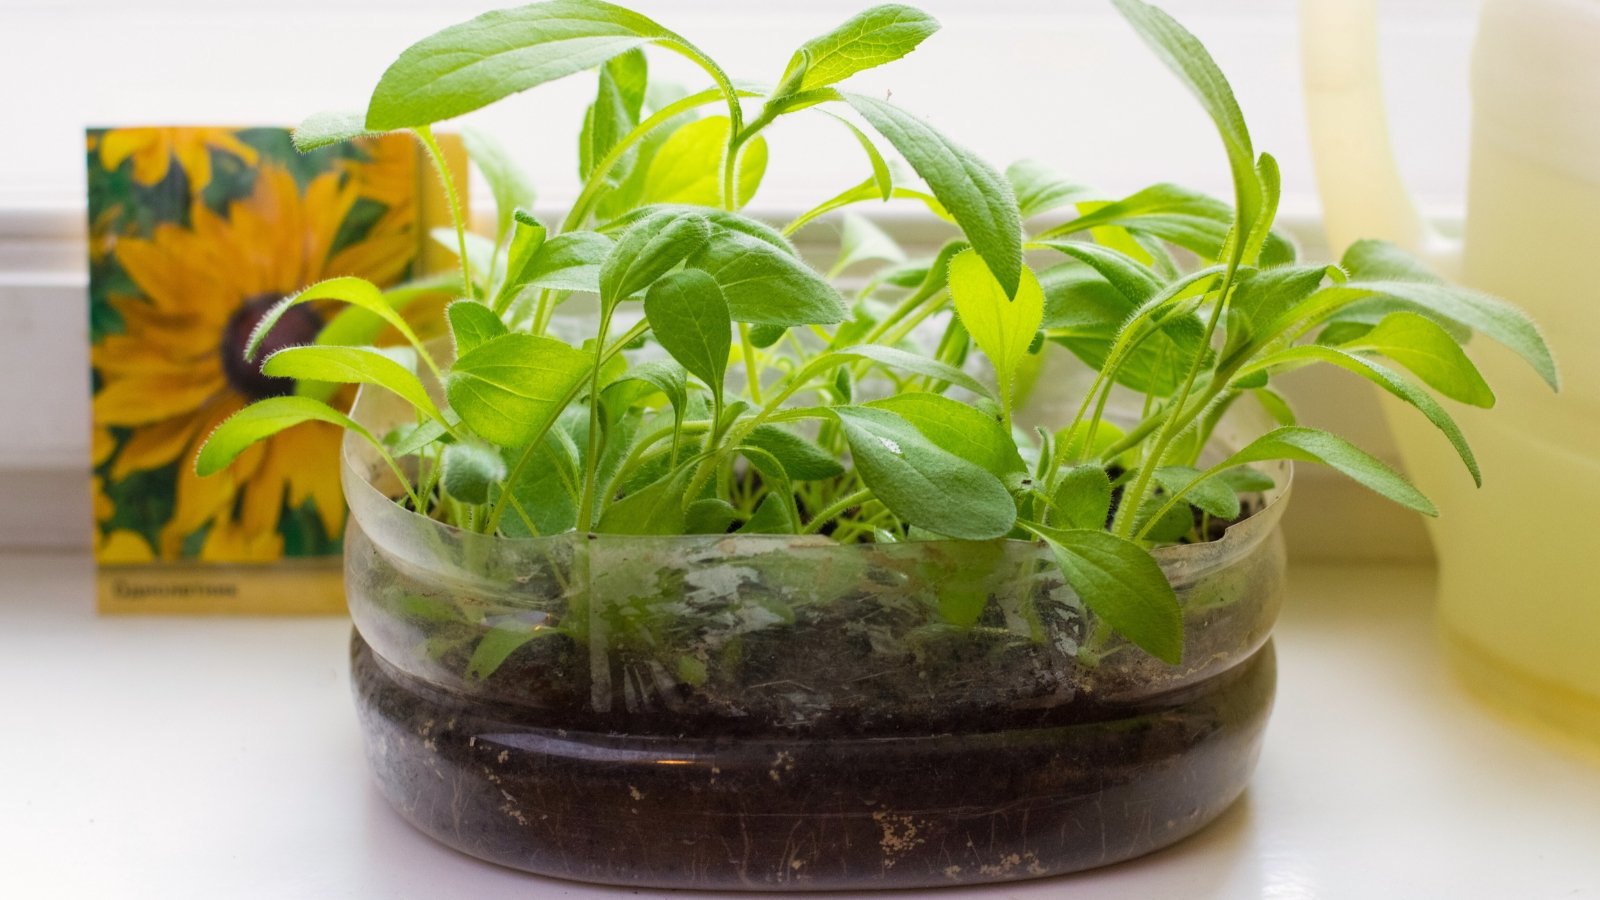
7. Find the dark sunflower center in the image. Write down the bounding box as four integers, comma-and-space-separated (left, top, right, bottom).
221, 294, 323, 400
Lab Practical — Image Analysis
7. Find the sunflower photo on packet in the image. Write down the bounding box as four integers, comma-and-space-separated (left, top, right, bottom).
86, 126, 464, 613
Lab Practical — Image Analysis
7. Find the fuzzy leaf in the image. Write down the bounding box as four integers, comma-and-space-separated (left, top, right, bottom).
638, 116, 766, 208
689, 217, 847, 326
600, 211, 711, 306
831, 343, 995, 401
830, 213, 904, 277
1218, 426, 1435, 515
195, 396, 369, 477
684, 497, 740, 534
829, 113, 894, 200
847, 93, 1022, 297
1022, 521, 1183, 664
1153, 466, 1240, 520
643, 269, 731, 393
780, 5, 939, 95
265, 345, 445, 428
948, 248, 1043, 405
502, 211, 548, 288
1051, 465, 1113, 530
448, 300, 509, 358
740, 426, 843, 481
1244, 345, 1481, 486
833, 406, 1015, 540
519, 231, 613, 294
446, 334, 592, 447
366, 0, 673, 130
463, 128, 536, 247
1339, 241, 1557, 390
442, 441, 507, 505
608, 359, 688, 417
247, 277, 428, 366
499, 430, 582, 536
1340, 311, 1495, 408
738, 493, 798, 535
1006, 159, 1097, 219
1111, 0, 1261, 260
579, 48, 647, 180
292, 110, 377, 151
596, 468, 691, 534
866, 392, 1024, 478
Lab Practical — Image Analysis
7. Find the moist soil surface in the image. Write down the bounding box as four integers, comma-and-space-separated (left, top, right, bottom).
352, 632, 1275, 890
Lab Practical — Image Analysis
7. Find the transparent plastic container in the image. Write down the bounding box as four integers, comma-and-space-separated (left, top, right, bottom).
344, 388, 1290, 890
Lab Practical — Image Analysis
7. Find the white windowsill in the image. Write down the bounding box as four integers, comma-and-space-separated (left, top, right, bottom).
5, 552, 1598, 898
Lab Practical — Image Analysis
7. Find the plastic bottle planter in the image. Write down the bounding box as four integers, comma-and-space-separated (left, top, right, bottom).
344, 389, 1289, 890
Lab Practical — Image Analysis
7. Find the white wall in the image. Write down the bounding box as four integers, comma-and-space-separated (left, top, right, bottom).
1, 0, 1480, 213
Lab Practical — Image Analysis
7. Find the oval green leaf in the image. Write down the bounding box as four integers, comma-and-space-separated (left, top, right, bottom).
833, 405, 1015, 540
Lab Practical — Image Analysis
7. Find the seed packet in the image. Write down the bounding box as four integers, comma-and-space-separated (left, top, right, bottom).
87, 126, 464, 613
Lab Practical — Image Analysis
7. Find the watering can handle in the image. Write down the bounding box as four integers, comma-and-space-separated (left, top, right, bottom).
1300, 0, 1462, 276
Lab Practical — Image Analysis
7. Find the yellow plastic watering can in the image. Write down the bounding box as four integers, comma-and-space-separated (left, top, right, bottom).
1302, 0, 1600, 751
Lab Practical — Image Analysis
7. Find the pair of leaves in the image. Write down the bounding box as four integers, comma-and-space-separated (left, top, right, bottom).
245, 277, 436, 377
599, 210, 711, 307
1337, 241, 1558, 391
1041, 182, 1294, 267
263, 345, 445, 432
638, 116, 766, 208
1240, 333, 1484, 486
947, 248, 1044, 414
1036, 251, 1205, 395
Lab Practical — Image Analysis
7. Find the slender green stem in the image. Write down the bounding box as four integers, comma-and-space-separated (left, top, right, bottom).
720, 132, 744, 212
361, 434, 424, 515
1135, 456, 1232, 542
657, 39, 744, 136
575, 307, 616, 534
738, 323, 762, 405
530, 288, 557, 337
414, 126, 471, 298
483, 318, 651, 534
1113, 270, 1240, 539
562, 89, 757, 233
801, 488, 873, 535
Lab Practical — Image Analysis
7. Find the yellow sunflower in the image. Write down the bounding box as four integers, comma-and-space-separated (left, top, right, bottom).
98, 127, 260, 191
92, 164, 418, 562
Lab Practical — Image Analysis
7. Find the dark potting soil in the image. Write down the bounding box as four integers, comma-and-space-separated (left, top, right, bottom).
352, 632, 1275, 890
